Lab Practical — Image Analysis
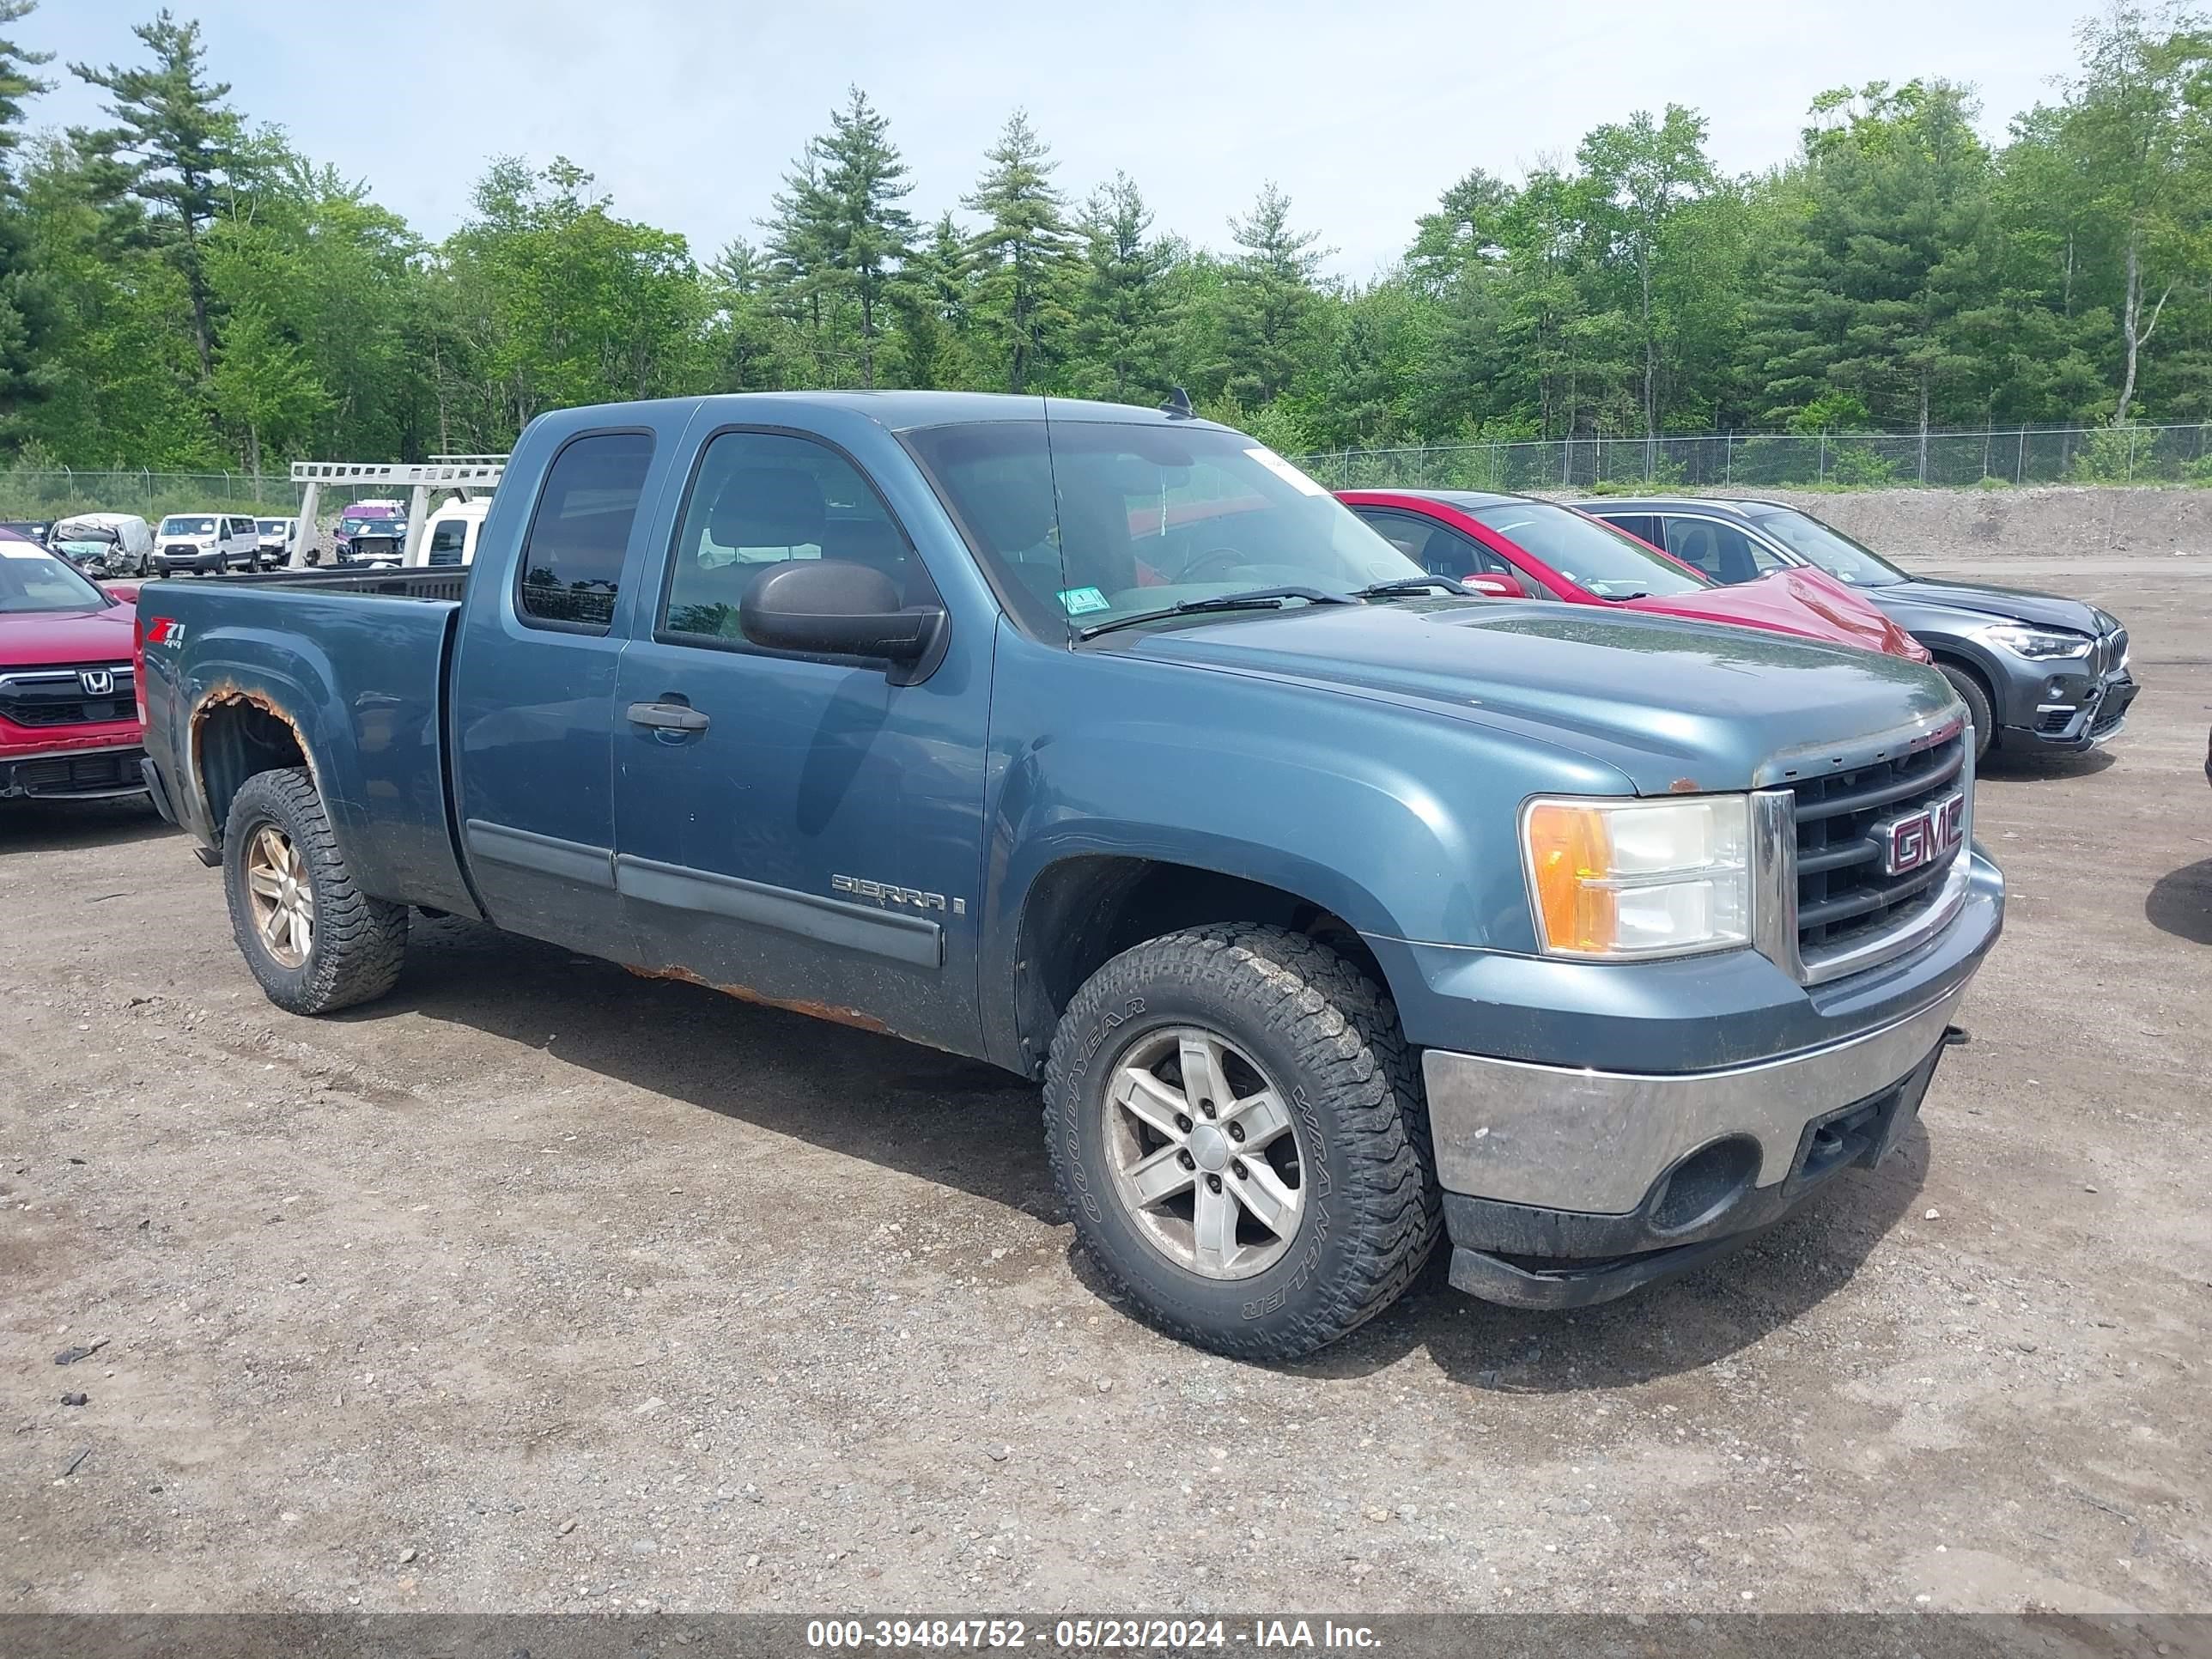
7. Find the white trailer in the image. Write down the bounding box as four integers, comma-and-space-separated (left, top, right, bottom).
287, 455, 507, 567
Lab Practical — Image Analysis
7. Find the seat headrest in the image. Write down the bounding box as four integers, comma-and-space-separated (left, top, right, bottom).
709, 468, 826, 550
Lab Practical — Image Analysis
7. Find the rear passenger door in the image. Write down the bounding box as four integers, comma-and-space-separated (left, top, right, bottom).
452, 423, 676, 953
609, 427, 991, 1056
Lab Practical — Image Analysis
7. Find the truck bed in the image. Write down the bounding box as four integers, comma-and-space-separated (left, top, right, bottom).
161, 566, 470, 602
137, 575, 478, 919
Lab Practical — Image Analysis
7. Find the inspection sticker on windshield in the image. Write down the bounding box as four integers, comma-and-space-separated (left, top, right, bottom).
1057, 586, 1110, 616
1245, 446, 1328, 497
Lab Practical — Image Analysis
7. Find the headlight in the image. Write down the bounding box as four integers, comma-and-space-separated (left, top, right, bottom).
1983, 623, 2093, 660
1521, 795, 1751, 959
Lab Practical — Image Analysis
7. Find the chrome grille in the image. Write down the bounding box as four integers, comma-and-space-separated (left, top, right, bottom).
1789, 730, 1968, 955
0, 665, 136, 729
1751, 721, 1975, 985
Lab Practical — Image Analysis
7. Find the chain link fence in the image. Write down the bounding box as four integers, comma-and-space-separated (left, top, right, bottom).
1297, 422, 2212, 495
0, 469, 302, 525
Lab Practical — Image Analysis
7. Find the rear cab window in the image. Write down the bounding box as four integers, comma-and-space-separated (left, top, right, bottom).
516, 432, 655, 632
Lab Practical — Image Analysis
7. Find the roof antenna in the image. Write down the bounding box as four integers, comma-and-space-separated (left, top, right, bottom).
1159, 386, 1194, 420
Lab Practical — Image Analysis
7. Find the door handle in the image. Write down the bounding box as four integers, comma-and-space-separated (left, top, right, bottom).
626, 700, 710, 733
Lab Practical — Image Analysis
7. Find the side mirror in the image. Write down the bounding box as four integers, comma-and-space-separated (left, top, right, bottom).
739, 559, 947, 677
1465, 570, 1528, 599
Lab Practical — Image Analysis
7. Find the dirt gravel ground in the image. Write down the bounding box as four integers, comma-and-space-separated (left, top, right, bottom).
3, 549, 2209, 1620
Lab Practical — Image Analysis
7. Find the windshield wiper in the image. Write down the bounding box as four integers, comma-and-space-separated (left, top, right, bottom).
1349, 575, 1469, 599
1078, 586, 1358, 641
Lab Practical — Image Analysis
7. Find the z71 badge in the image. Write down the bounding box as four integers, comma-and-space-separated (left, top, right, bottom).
832, 874, 966, 916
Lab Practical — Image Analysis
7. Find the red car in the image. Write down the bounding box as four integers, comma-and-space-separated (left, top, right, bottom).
0, 530, 147, 803
1338, 489, 1929, 662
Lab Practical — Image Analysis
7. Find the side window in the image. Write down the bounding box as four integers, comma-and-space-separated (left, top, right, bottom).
427, 520, 469, 565
1351, 509, 1504, 580
659, 430, 920, 647
1604, 514, 1662, 548
517, 431, 654, 632
1663, 518, 1765, 586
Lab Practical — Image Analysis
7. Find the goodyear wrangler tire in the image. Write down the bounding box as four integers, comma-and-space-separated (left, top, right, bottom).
222, 766, 409, 1016
1043, 924, 1440, 1360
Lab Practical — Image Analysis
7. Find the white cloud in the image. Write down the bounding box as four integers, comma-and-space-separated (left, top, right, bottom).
41, 0, 2087, 278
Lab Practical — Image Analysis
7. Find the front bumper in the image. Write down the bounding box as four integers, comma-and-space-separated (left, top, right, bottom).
1999, 659, 2139, 750
154, 549, 226, 574
1, 743, 148, 800
1408, 849, 2003, 1310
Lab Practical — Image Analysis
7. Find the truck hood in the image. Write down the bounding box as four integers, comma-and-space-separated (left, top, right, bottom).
0, 600, 137, 667
1117, 600, 1956, 796
1627, 568, 1929, 661
1870, 577, 2108, 636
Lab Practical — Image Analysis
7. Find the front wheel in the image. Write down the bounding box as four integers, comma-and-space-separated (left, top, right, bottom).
222, 767, 409, 1014
1936, 663, 1996, 759
1043, 924, 1439, 1360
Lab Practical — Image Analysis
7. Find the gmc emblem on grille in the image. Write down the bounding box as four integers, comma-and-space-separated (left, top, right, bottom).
78, 669, 115, 696
1875, 790, 1965, 877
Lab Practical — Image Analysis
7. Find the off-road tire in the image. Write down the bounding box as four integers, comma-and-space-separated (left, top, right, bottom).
223, 766, 408, 1015
1043, 924, 1440, 1360
1936, 662, 1996, 759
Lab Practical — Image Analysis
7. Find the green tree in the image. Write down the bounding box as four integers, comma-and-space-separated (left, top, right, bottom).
1742, 81, 2001, 447
963, 109, 1076, 392
1578, 104, 1717, 438
1218, 182, 1327, 408
2051, 3, 2212, 421
70, 9, 247, 383
207, 299, 328, 478
886, 211, 976, 389
1071, 172, 1176, 401
814, 87, 915, 388
762, 148, 847, 382
0, 0, 56, 433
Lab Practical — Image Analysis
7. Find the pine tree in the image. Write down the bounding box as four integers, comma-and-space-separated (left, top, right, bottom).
70, 9, 246, 383
1072, 172, 1175, 402
1219, 182, 1328, 407
887, 212, 975, 389
762, 149, 845, 383
816, 87, 915, 389
963, 109, 1076, 393
0, 0, 55, 429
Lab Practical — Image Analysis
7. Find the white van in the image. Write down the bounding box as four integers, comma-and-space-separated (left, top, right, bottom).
154, 513, 263, 575
411, 496, 494, 568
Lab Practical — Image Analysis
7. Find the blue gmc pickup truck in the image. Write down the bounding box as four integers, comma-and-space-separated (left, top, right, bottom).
136, 392, 2004, 1359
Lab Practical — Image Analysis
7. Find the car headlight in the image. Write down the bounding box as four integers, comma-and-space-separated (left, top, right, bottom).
1983, 623, 2093, 660
1521, 795, 1751, 959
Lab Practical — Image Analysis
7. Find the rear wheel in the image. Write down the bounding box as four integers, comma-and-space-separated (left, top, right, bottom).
223, 767, 408, 1014
1043, 924, 1439, 1360
1936, 662, 1996, 759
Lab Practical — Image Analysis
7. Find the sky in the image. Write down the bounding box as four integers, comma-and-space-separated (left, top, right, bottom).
35, 0, 2093, 280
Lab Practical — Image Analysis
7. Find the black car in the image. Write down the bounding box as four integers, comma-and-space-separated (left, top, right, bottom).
1581, 497, 2137, 758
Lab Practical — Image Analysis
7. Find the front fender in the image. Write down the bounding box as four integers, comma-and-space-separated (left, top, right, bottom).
977, 633, 1635, 1067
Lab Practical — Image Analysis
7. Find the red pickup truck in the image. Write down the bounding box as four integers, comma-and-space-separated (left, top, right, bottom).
0, 532, 145, 803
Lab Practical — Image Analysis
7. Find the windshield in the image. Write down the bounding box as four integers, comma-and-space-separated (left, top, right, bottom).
257, 519, 288, 534
1469, 501, 1708, 599
0, 542, 107, 612
903, 421, 1420, 637
1743, 507, 1908, 586
160, 517, 216, 537
339, 517, 394, 535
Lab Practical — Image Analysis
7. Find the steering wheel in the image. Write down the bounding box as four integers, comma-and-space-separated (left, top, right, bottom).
1181, 545, 1249, 582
